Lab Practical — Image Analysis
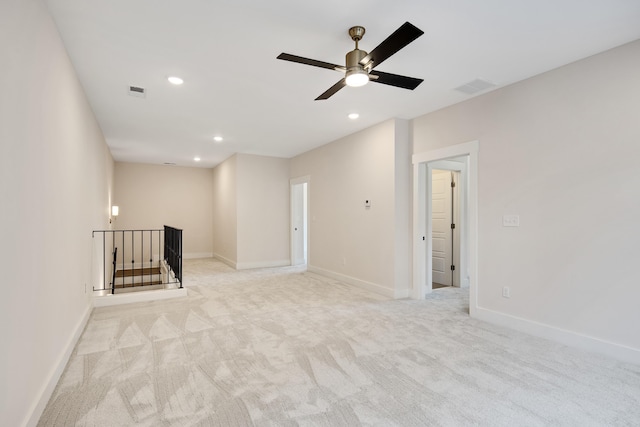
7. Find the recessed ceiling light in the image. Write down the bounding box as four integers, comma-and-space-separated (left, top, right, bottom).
348, 113, 359, 120
168, 76, 184, 85
213, 136, 223, 142
194, 157, 201, 162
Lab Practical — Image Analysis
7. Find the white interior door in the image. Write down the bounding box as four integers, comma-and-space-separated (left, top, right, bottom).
291, 181, 308, 266
451, 171, 460, 287
432, 170, 452, 286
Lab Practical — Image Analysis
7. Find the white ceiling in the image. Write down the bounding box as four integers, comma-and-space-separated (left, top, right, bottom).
45, 0, 640, 168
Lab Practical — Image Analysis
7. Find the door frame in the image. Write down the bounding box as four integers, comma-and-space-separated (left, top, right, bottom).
290, 176, 310, 266
412, 140, 479, 316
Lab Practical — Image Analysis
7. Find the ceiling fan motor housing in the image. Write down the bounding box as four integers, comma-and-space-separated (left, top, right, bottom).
346, 48, 367, 70
345, 49, 369, 86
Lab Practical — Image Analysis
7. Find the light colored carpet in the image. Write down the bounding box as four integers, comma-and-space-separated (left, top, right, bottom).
39, 258, 640, 426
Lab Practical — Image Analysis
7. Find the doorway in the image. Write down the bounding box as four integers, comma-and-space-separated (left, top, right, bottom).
412, 140, 478, 314
427, 158, 467, 295
431, 169, 460, 289
290, 177, 309, 266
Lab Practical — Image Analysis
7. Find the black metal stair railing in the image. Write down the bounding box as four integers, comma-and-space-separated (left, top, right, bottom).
164, 225, 183, 286
111, 247, 118, 295
92, 227, 183, 294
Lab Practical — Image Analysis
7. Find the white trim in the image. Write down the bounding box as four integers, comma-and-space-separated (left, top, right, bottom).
213, 253, 237, 269
25, 304, 92, 427
93, 288, 188, 308
412, 140, 479, 165
183, 252, 214, 260
393, 288, 410, 299
290, 175, 311, 186
476, 307, 640, 365
412, 140, 479, 317
308, 265, 399, 298
236, 259, 291, 270
216, 255, 292, 270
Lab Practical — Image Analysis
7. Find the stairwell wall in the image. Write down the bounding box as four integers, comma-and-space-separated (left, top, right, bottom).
113, 162, 215, 259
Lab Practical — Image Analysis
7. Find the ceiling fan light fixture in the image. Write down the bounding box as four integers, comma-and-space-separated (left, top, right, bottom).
277, 22, 424, 100
345, 69, 369, 87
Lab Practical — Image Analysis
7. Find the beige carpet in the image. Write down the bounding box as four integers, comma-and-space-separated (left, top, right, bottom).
39, 258, 640, 426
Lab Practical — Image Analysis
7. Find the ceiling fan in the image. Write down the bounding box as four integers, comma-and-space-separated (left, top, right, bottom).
277, 22, 424, 100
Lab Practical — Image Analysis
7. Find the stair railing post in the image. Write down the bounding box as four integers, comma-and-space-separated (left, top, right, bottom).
179, 229, 183, 288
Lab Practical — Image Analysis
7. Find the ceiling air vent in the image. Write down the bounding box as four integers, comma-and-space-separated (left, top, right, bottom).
454, 78, 496, 95
128, 85, 146, 98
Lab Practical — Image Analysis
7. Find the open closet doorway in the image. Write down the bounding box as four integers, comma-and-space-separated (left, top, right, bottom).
431, 169, 460, 289
412, 140, 478, 313
428, 158, 466, 292
290, 177, 309, 266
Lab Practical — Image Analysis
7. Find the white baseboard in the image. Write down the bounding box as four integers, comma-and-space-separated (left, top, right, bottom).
213, 253, 237, 269
183, 252, 214, 260
25, 304, 92, 427
93, 288, 188, 308
212, 254, 290, 271
394, 288, 410, 299
307, 265, 395, 298
236, 259, 290, 270
475, 307, 640, 365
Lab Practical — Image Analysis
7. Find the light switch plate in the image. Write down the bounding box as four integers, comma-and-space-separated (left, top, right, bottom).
503, 215, 520, 227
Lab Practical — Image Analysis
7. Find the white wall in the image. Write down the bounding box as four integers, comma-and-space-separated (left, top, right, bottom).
290, 119, 410, 297
236, 154, 290, 269
114, 162, 214, 258
212, 155, 238, 265
212, 154, 290, 269
412, 40, 640, 353
0, 0, 114, 425
394, 120, 411, 294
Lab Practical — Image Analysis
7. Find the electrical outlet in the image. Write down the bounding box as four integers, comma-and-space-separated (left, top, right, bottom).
502, 286, 510, 298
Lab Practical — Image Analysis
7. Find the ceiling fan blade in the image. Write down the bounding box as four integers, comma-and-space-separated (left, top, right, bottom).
277, 53, 345, 71
315, 79, 346, 100
369, 70, 423, 90
359, 22, 424, 70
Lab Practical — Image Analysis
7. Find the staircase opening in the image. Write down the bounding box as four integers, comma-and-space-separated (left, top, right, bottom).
92, 226, 183, 295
